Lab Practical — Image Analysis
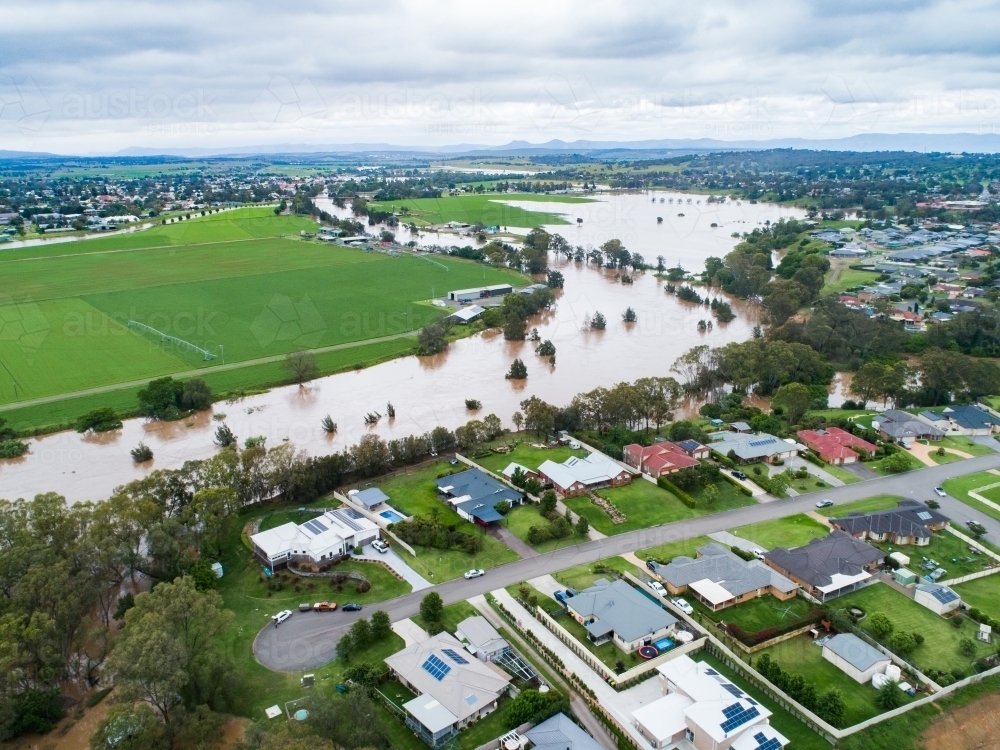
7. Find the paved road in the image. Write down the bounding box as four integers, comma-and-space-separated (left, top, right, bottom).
253, 453, 1000, 671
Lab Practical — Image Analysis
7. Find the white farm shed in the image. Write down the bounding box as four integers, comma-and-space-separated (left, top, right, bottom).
914, 583, 961, 615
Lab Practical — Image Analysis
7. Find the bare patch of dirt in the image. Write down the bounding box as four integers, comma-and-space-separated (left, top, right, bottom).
922, 691, 1000, 750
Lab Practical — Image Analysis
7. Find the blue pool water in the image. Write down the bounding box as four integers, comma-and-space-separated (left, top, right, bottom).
380, 509, 405, 523
654, 638, 675, 651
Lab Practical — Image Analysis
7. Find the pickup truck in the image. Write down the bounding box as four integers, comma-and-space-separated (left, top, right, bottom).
313, 601, 338, 612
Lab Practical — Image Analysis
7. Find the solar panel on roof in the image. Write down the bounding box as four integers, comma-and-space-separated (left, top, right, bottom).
916, 511, 932, 521
930, 587, 958, 604
720, 705, 760, 734
442, 648, 469, 664
311, 518, 328, 531
722, 684, 745, 699
303, 521, 321, 534
421, 655, 451, 681
752, 733, 782, 750
332, 509, 362, 532
722, 704, 743, 719
705, 668, 719, 675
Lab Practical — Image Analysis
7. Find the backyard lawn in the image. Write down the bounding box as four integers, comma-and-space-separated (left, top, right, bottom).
566, 476, 756, 536
835, 584, 995, 675
954, 574, 1000, 621
730, 514, 830, 551
692, 594, 818, 633
816, 494, 905, 518
472, 441, 588, 475
864, 529, 1000, 579
942, 471, 1000, 523
636, 535, 714, 563
364, 461, 466, 524
696, 652, 832, 750
755, 633, 909, 726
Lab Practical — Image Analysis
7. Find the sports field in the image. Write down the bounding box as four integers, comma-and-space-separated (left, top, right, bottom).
369, 193, 594, 227
0, 207, 525, 406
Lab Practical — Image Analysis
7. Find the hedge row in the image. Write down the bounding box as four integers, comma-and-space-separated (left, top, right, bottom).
656, 476, 696, 508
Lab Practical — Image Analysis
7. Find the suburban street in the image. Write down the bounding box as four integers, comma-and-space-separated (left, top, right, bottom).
254, 452, 1000, 672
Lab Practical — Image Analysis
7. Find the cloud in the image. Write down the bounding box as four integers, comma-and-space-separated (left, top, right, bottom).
2, 0, 999, 152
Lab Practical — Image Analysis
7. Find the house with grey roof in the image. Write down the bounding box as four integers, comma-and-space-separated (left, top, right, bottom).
764, 531, 885, 602
435, 468, 523, 525
385, 631, 512, 748
709, 432, 804, 464
348, 487, 390, 510
829, 499, 949, 546
454, 616, 510, 662
524, 713, 605, 750
822, 633, 890, 683
648, 543, 798, 611
919, 404, 1000, 436
871, 410, 945, 445
565, 578, 677, 653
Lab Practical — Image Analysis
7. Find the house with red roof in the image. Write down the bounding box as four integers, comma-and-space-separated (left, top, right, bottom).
796, 427, 878, 465
622, 441, 704, 478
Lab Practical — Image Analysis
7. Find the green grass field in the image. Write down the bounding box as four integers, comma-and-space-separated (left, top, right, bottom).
410, 600, 479, 635
471, 441, 589, 475
550, 557, 641, 591
694, 594, 817, 633
0, 209, 525, 406
953, 574, 1000, 620
821, 265, 880, 296
565, 476, 757, 536
816, 494, 904, 517
943, 471, 1000, 523
636, 535, 714, 563
503, 504, 588, 552
835, 584, 995, 674
730, 514, 830, 550
369, 193, 594, 228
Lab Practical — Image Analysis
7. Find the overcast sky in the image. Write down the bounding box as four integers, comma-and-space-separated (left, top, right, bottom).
2, 0, 1000, 154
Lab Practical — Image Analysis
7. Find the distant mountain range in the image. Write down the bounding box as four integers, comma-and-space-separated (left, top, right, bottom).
6, 133, 1000, 160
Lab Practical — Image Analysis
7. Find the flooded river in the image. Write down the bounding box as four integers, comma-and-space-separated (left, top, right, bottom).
1, 193, 804, 503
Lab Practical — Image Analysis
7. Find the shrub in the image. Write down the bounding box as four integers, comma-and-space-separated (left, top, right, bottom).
889, 631, 917, 656
130, 443, 153, 462
656, 476, 696, 508
958, 637, 977, 657
506, 359, 528, 379
868, 612, 894, 638
465, 399, 482, 410
76, 407, 122, 433
951, 614, 963, 629
0, 439, 29, 458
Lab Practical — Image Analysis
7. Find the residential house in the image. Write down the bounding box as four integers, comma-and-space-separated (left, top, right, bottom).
729, 422, 752, 433
764, 531, 885, 602
871, 410, 945, 445
499, 462, 538, 482
435, 468, 523, 525
709, 432, 803, 465
565, 578, 678, 653
537, 454, 632, 497
822, 633, 890, 683
385, 632, 512, 748
914, 583, 962, 615
632, 654, 788, 750
677, 439, 711, 459
250, 508, 379, 571
347, 487, 390, 511
622, 441, 700, 478
647, 543, 798, 611
524, 713, 605, 750
828, 500, 949, 546
918, 404, 1000, 436
796, 427, 877, 465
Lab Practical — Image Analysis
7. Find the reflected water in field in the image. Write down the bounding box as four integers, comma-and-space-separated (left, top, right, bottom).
1, 192, 803, 503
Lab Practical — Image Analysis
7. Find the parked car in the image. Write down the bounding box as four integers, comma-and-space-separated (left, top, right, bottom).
554, 590, 569, 604
671, 598, 694, 615
564, 588, 578, 598
648, 581, 666, 595
732, 470, 747, 480
752, 549, 765, 560
646, 559, 659, 572
298, 602, 312, 612
464, 568, 485, 579
341, 603, 363, 612
272, 609, 293, 625
372, 539, 390, 553
815, 499, 834, 508
313, 601, 337, 612
449, 459, 459, 466
935, 487, 947, 497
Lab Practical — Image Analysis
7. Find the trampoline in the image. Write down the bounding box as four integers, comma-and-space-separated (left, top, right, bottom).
637, 645, 658, 659
654, 638, 675, 651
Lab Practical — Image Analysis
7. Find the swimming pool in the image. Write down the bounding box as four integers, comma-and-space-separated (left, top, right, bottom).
380, 509, 405, 523
654, 638, 675, 651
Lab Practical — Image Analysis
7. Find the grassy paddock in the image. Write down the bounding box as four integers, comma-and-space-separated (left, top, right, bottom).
816, 494, 905, 517
369, 193, 594, 228
943, 471, 1000, 523
636, 535, 714, 563
953, 574, 1000, 621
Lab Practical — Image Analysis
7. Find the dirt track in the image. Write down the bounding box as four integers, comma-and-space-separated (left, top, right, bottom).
922, 691, 1000, 750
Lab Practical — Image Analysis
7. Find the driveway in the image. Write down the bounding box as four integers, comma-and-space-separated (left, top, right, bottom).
839, 461, 878, 480
253, 452, 1000, 671
353, 545, 431, 591
390, 617, 429, 646
490, 524, 538, 559
709, 530, 766, 554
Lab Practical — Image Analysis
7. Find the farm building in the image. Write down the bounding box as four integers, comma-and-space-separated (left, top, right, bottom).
828, 500, 949, 546
565, 578, 677, 653
622, 441, 700, 477
632, 654, 787, 750
822, 633, 891, 683
250, 507, 379, 571
796, 427, 877, 465
447, 304, 486, 324
385, 632, 512, 748
764, 532, 885, 601
435, 468, 523, 525
647, 543, 798, 611
537, 453, 632, 497
914, 583, 962, 615
448, 284, 513, 303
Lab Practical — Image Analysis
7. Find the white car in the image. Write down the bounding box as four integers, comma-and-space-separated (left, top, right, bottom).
671, 598, 694, 615
464, 569, 486, 579
815, 499, 834, 508
272, 609, 293, 625
752, 549, 765, 560
372, 539, 390, 554
648, 581, 666, 595
934, 487, 947, 497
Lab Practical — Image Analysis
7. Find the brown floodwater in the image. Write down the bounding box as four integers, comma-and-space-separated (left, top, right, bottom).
0, 193, 804, 504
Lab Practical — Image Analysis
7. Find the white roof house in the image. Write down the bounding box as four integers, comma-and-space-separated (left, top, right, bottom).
632, 655, 786, 750
537, 453, 632, 495
250, 508, 379, 569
